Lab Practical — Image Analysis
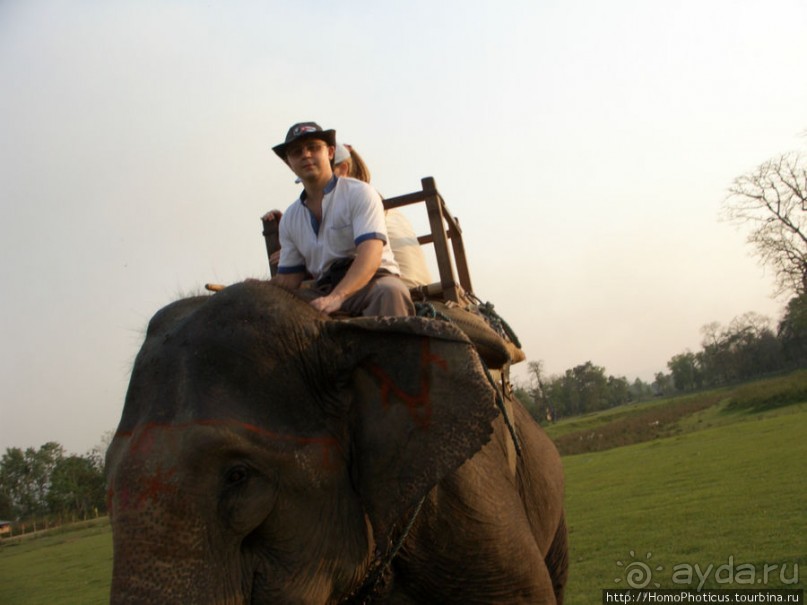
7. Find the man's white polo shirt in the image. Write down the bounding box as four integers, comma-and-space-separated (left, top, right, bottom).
277, 176, 400, 280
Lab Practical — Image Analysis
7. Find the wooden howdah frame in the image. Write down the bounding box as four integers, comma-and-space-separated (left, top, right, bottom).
262, 176, 473, 304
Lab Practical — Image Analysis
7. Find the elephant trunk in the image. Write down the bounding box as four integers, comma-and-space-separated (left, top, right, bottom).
110, 509, 251, 604
107, 442, 251, 605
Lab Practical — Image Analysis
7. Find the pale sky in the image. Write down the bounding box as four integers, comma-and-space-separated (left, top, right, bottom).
2, 0, 805, 455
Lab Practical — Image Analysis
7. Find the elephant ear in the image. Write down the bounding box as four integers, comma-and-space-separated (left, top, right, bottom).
325, 316, 499, 544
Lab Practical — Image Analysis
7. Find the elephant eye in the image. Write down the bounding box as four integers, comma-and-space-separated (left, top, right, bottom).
224, 465, 249, 487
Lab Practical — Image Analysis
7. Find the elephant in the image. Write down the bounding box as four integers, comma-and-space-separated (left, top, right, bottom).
106, 281, 568, 604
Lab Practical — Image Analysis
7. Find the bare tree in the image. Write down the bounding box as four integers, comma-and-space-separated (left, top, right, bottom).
723, 150, 807, 296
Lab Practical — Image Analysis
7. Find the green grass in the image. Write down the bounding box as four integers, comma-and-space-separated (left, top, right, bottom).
562, 406, 807, 604
1, 373, 805, 604
0, 519, 112, 605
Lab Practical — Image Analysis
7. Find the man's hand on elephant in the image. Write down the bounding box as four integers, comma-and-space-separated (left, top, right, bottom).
310, 292, 346, 316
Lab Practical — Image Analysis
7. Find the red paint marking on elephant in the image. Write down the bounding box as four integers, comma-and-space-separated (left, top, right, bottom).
138, 466, 178, 506
114, 419, 341, 470
128, 424, 158, 456
365, 339, 447, 429
108, 465, 179, 514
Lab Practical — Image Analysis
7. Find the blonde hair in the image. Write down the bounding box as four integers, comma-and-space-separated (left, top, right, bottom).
339, 144, 372, 183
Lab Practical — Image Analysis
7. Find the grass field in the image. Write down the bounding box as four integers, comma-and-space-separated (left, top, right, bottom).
561, 403, 806, 604
0, 519, 112, 605
1, 374, 805, 604
548, 373, 807, 603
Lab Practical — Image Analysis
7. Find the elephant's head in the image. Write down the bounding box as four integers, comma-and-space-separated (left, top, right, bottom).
106, 281, 498, 604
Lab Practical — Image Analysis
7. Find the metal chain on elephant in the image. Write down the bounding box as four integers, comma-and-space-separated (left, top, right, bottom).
414, 302, 523, 459
341, 496, 426, 604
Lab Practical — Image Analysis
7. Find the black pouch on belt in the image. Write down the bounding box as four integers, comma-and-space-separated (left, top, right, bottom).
315, 257, 355, 293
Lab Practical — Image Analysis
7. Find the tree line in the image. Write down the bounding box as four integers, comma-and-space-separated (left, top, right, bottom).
516, 299, 807, 422
0, 437, 109, 532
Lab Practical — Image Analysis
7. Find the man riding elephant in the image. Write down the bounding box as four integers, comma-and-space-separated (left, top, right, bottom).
266, 122, 414, 317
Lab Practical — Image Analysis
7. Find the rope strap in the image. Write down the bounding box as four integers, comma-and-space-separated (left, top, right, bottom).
481, 364, 523, 458
470, 295, 522, 349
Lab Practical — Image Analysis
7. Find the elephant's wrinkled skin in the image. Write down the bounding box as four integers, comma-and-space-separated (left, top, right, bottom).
107, 281, 567, 604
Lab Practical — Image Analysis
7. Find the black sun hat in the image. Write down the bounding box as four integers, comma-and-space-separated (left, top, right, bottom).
272, 122, 336, 161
